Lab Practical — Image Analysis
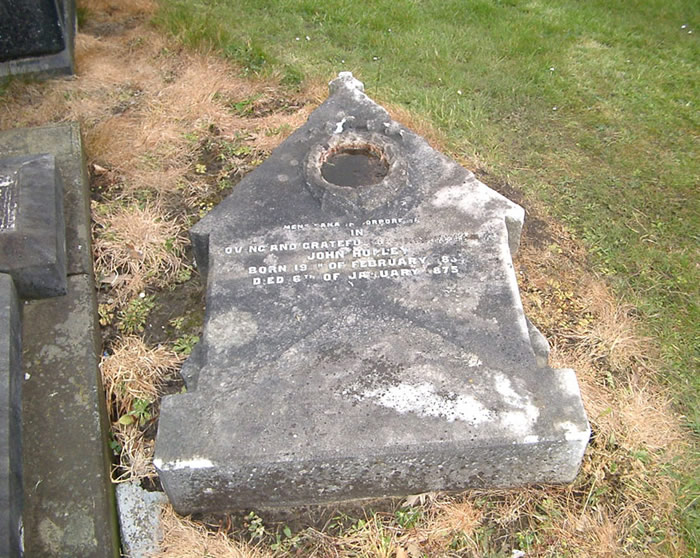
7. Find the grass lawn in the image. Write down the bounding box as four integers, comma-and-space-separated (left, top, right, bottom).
154, 0, 699, 550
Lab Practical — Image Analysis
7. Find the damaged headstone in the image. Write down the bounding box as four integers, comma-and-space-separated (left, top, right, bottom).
155, 73, 590, 514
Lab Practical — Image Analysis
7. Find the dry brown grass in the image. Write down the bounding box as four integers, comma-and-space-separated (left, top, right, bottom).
0, 0, 312, 314
100, 336, 182, 481
92, 200, 189, 302
155, 505, 273, 558
82, 0, 157, 18
513, 218, 689, 557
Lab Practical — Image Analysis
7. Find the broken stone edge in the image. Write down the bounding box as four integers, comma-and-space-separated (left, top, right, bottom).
157, 72, 589, 513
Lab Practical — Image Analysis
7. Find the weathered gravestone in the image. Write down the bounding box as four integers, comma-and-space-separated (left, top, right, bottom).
155, 73, 590, 513
0, 0, 77, 78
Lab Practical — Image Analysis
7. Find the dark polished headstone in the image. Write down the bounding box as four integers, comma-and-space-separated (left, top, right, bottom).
0, 0, 65, 62
155, 73, 590, 513
0, 153, 67, 299
0, 0, 76, 78
0, 274, 22, 558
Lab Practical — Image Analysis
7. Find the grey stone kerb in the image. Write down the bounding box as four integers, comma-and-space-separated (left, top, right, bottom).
155, 72, 590, 514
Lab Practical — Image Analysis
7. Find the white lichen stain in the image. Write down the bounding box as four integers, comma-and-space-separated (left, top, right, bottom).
432, 183, 496, 217
206, 308, 257, 350
557, 368, 583, 397
38, 518, 63, 555
464, 353, 482, 367
361, 381, 492, 424
555, 421, 590, 441
493, 373, 540, 436
153, 457, 214, 471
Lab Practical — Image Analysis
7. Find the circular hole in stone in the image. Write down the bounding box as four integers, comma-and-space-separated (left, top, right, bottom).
320, 144, 389, 187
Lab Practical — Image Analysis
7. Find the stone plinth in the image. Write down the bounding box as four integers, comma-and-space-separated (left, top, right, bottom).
21, 275, 119, 557
0, 154, 67, 299
155, 73, 590, 513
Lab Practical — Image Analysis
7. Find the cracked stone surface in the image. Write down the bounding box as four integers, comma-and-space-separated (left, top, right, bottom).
155, 73, 590, 513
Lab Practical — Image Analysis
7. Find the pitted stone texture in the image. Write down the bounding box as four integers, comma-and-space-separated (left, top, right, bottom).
116, 481, 168, 558
21, 274, 119, 557
0, 153, 67, 299
0, 275, 22, 558
0, 123, 92, 277
156, 73, 589, 513
0, 0, 76, 78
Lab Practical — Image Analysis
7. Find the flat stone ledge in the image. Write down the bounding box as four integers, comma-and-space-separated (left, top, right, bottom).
0, 274, 22, 558
21, 274, 119, 557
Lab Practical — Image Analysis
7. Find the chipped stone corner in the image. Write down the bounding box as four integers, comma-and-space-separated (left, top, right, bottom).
329, 71, 365, 95
116, 480, 169, 558
525, 317, 550, 368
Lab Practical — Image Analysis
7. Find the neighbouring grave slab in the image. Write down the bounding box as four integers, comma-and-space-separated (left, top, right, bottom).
0, 123, 93, 277
0, 0, 76, 78
155, 73, 590, 513
0, 274, 22, 558
21, 274, 119, 557
0, 153, 67, 299
0, 123, 119, 556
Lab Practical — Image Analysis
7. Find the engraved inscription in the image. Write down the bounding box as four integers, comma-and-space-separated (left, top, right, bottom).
0, 171, 18, 230
222, 217, 469, 287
